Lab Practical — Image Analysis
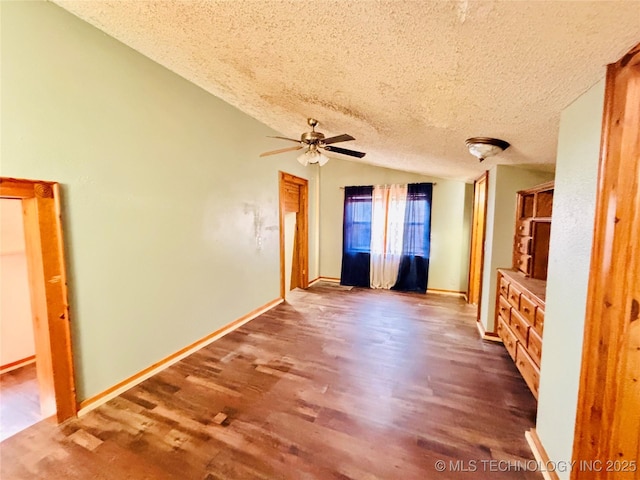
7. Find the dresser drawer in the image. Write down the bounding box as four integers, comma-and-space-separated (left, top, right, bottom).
516, 219, 532, 236
528, 328, 542, 367
516, 343, 540, 399
497, 295, 511, 321
515, 254, 532, 275
515, 235, 532, 254
497, 317, 518, 362
510, 308, 530, 346
534, 307, 545, 335
507, 284, 521, 310
499, 275, 510, 298
519, 295, 536, 324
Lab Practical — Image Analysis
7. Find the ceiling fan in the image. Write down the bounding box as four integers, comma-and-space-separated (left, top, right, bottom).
259, 118, 366, 166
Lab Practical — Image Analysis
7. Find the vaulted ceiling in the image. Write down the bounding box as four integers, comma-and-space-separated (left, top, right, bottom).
54, 1, 640, 181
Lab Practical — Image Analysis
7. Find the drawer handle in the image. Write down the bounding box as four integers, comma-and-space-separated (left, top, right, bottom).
519, 226, 524, 231
523, 307, 530, 313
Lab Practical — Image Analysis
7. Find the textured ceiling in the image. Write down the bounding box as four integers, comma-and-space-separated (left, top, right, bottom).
53, 0, 640, 181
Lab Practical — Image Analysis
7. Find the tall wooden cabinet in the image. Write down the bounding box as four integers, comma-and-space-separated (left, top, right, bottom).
496, 181, 554, 399
513, 181, 554, 280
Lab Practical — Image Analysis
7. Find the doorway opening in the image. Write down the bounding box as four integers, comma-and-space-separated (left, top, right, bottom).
279, 172, 309, 300
467, 171, 489, 320
0, 198, 43, 440
0, 177, 77, 429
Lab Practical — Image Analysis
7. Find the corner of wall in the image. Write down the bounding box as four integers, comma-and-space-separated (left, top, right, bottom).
478, 166, 498, 332
479, 165, 555, 333
535, 78, 605, 472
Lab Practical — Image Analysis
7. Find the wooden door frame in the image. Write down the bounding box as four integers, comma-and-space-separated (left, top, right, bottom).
0, 177, 77, 422
468, 171, 489, 317
571, 43, 640, 477
279, 172, 309, 299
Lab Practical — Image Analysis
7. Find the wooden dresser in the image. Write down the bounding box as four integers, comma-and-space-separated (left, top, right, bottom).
496, 181, 553, 399
496, 269, 545, 398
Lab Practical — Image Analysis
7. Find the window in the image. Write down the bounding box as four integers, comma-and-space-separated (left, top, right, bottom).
341, 183, 432, 292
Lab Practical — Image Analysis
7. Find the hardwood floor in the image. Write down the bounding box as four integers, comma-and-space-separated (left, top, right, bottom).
0, 283, 541, 479
0, 363, 43, 442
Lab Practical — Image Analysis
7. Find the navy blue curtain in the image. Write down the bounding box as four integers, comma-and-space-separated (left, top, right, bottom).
392, 183, 433, 293
340, 186, 373, 287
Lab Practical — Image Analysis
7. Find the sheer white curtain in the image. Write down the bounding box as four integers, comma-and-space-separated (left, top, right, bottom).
370, 184, 407, 289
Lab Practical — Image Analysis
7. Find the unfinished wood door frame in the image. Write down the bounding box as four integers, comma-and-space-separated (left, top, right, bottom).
0, 177, 77, 422
468, 171, 489, 315
279, 172, 309, 299
571, 43, 640, 478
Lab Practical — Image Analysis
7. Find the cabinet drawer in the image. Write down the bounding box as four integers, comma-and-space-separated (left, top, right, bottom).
516, 343, 540, 399
528, 328, 542, 367
510, 308, 530, 346
497, 317, 518, 362
515, 235, 532, 254
507, 284, 521, 310
519, 295, 536, 324
534, 307, 545, 335
515, 254, 532, 275
516, 219, 532, 236
499, 275, 510, 298
497, 296, 511, 321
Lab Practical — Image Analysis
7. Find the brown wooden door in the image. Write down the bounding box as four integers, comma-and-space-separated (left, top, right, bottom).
572, 42, 640, 479
468, 171, 488, 307
279, 172, 308, 298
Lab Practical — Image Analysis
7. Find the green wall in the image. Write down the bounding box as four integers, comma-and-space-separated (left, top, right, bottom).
319, 160, 473, 292
536, 79, 605, 478
479, 165, 554, 332
1, 1, 318, 401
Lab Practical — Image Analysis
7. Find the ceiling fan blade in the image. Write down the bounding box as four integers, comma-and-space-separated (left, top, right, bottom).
259, 145, 303, 157
322, 134, 355, 145
323, 145, 366, 158
267, 135, 301, 143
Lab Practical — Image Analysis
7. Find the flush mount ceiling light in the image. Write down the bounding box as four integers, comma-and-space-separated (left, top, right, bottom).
465, 137, 510, 162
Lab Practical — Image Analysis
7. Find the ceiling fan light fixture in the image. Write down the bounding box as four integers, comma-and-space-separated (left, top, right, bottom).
261, 118, 365, 164
297, 151, 310, 166
297, 147, 330, 167
465, 137, 510, 162
317, 152, 329, 167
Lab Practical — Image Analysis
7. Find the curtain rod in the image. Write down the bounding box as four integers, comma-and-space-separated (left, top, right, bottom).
339, 183, 437, 189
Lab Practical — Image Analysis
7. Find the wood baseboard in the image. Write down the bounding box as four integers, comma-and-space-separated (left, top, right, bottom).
318, 276, 341, 283
426, 287, 466, 297
0, 355, 36, 374
313, 279, 467, 295
308, 276, 340, 286
525, 429, 560, 480
476, 320, 502, 342
77, 297, 283, 416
